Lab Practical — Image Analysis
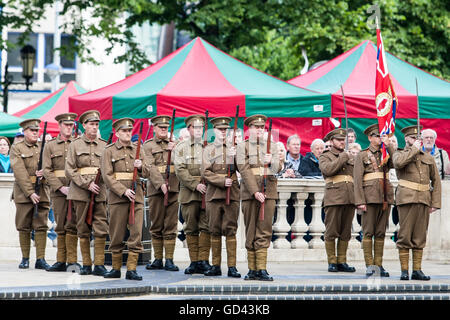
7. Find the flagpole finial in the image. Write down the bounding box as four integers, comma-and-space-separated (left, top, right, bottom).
375, 16, 380, 29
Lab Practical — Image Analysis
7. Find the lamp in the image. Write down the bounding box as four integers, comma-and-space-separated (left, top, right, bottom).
20, 44, 36, 90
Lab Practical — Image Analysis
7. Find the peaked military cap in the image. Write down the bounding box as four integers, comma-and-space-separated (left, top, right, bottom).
79, 110, 101, 124
112, 117, 135, 131
55, 112, 77, 124
185, 114, 205, 127
151, 115, 171, 127
401, 125, 422, 138
363, 123, 380, 137
211, 116, 232, 129
19, 119, 41, 130
324, 128, 347, 141
244, 114, 267, 127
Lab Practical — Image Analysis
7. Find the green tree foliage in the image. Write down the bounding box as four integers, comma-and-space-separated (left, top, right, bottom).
1, 0, 448, 79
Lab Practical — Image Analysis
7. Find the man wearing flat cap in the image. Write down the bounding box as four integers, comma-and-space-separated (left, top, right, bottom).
174, 114, 212, 275
202, 116, 241, 278
353, 123, 395, 277
10, 118, 51, 270
143, 115, 180, 272
101, 118, 147, 280
42, 112, 80, 272
236, 114, 283, 281
65, 110, 109, 276
393, 125, 441, 281
319, 128, 356, 273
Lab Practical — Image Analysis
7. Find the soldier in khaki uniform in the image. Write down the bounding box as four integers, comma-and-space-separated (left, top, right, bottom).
319, 128, 356, 273
10, 119, 51, 270
102, 118, 146, 280
43, 113, 80, 272
393, 125, 441, 280
354, 123, 395, 277
143, 115, 180, 272
202, 116, 241, 278
174, 115, 211, 275
236, 115, 282, 281
65, 110, 109, 276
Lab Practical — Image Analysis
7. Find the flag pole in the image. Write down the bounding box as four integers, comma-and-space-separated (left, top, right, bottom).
415, 77, 420, 137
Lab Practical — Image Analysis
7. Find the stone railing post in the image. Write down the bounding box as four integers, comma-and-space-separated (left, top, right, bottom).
308, 190, 325, 249
272, 192, 292, 249
291, 192, 309, 249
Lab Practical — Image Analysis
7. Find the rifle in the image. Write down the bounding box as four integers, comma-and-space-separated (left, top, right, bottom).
145, 119, 152, 141
340, 85, 349, 151
129, 121, 144, 225
67, 120, 78, 222
226, 105, 239, 205
86, 132, 114, 225
259, 119, 272, 221
164, 109, 176, 207
201, 110, 209, 209
33, 121, 48, 217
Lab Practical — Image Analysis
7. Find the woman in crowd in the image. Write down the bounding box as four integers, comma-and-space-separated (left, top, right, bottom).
299, 138, 325, 177
0, 136, 12, 173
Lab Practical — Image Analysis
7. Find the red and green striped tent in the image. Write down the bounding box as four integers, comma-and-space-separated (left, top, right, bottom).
288, 40, 450, 151
14, 81, 87, 136
0, 112, 26, 137
69, 37, 332, 153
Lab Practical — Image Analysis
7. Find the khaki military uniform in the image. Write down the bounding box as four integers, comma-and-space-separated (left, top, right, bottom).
203, 136, 240, 271
144, 136, 180, 263
174, 135, 211, 267
43, 133, 79, 266
354, 126, 395, 269
319, 129, 355, 269
236, 125, 282, 274
10, 136, 50, 263
101, 139, 146, 272
65, 133, 108, 268
393, 127, 441, 275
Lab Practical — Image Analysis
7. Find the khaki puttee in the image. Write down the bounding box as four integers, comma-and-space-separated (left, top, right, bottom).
398, 179, 430, 192
325, 175, 353, 184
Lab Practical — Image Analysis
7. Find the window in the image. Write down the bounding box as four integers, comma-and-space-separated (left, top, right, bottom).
6, 32, 76, 86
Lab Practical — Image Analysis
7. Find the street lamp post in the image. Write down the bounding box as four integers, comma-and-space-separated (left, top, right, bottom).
2, 44, 36, 113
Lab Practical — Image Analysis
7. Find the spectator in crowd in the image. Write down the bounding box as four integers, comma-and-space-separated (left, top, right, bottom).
348, 142, 362, 156
299, 138, 325, 177
13, 130, 24, 144
285, 134, 303, 172
0, 136, 12, 173
347, 128, 357, 144
277, 141, 302, 178
421, 128, 450, 180
178, 127, 191, 141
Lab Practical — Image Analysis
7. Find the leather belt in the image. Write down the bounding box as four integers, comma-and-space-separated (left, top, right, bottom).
53, 170, 66, 178
158, 165, 175, 173
191, 175, 202, 181
325, 175, 354, 184
216, 173, 237, 179
363, 172, 384, 181
77, 167, 98, 175
114, 172, 134, 180
251, 167, 265, 176
398, 179, 430, 192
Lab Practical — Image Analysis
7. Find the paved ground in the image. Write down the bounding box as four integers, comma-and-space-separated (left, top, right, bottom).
1, 259, 449, 301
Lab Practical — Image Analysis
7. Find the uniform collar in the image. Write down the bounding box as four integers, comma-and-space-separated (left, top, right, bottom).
56, 134, 72, 143
24, 138, 38, 147
82, 134, 98, 144
115, 140, 132, 149
330, 146, 343, 155
155, 136, 169, 144
368, 144, 380, 153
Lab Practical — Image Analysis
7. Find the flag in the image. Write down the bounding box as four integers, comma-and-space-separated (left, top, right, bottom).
375, 27, 397, 165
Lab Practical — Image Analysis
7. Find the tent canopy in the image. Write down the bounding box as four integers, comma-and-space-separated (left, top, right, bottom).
69, 37, 332, 153
289, 40, 450, 151
0, 112, 25, 137
14, 81, 87, 136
